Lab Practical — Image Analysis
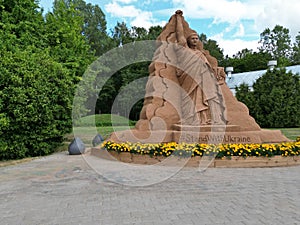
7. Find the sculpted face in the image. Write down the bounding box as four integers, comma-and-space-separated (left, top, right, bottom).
187, 34, 199, 48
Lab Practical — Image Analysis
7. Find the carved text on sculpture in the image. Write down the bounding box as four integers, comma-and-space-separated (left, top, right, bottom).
180, 133, 252, 143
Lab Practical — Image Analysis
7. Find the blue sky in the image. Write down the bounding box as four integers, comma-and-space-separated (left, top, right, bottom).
39, 0, 300, 56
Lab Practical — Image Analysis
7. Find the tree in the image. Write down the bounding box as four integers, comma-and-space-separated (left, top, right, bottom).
259, 25, 292, 66
45, 0, 94, 78
0, 48, 76, 160
249, 68, 300, 128
43, 0, 113, 56
147, 25, 162, 40
74, 0, 113, 56
223, 49, 272, 73
0, 0, 80, 159
94, 24, 162, 117
0, 0, 46, 50
131, 26, 148, 40
43, 0, 116, 119
199, 33, 224, 65
292, 32, 300, 65
44, 0, 97, 118
112, 22, 133, 47
0, 0, 98, 160
235, 83, 255, 114
112, 62, 149, 120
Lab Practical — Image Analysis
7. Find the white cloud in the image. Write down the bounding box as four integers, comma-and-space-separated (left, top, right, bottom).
171, 0, 251, 23
233, 23, 245, 37
105, 1, 164, 30
141, 0, 152, 5
211, 33, 259, 57
254, 0, 300, 38
105, 2, 140, 18
170, 0, 300, 55
114, 0, 137, 4
130, 11, 156, 29
171, 0, 300, 36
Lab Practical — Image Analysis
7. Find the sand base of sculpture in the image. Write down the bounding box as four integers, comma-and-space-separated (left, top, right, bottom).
107, 125, 290, 144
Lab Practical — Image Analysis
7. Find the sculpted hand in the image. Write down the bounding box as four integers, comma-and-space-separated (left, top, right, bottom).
175, 10, 183, 16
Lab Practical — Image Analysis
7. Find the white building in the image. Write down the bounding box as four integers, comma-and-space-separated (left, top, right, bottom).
225, 64, 300, 95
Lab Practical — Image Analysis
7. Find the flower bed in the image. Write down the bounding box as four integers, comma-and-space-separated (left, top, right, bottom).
101, 140, 300, 159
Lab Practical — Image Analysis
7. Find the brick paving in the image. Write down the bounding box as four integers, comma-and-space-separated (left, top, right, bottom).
0, 151, 299, 225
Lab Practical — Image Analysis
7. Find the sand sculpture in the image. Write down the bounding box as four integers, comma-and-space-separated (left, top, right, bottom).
108, 10, 289, 144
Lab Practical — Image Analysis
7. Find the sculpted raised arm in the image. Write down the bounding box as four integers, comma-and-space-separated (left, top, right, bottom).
175, 10, 187, 46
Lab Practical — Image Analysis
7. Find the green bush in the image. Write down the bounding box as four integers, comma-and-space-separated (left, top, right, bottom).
0, 0, 96, 160
0, 49, 73, 160
236, 68, 300, 128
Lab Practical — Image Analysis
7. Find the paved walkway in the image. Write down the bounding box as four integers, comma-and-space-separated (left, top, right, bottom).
1, 151, 300, 225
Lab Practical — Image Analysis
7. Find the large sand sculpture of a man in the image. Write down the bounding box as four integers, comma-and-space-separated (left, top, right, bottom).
135, 10, 227, 131
174, 10, 226, 125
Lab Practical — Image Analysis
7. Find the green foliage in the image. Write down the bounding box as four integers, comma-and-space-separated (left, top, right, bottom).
259, 25, 292, 66
45, 0, 95, 78
112, 61, 150, 120
292, 32, 300, 65
95, 61, 150, 119
199, 33, 224, 65
112, 22, 133, 46
71, 0, 114, 56
237, 68, 300, 128
0, 0, 96, 160
147, 26, 163, 40
0, 0, 46, 50
235, 83, 256, 114
45, 0, 96, 120
223, 49, 272, 73
225, 25, 300, 72
131, 26, 148, 40
0, 48, 73, 160
111, 23, 163, 46
94, 25, 162, 118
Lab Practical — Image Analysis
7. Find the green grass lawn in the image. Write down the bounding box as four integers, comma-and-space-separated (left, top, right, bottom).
65, 114, 135, 147
74, 114, 135, 127
275, 127, 300, 141
67, 125, 133, 143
